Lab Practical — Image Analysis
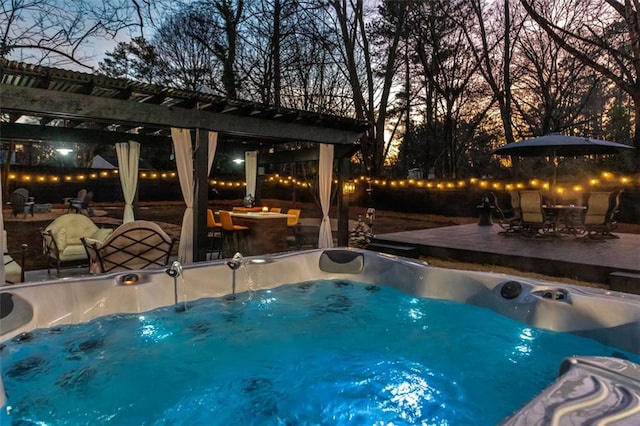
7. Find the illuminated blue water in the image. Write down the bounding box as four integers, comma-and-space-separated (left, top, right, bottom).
2, 280, 638, 425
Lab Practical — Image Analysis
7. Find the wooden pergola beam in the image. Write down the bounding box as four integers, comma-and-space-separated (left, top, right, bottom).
1, 85, 362, 145
0, 123, 169, 145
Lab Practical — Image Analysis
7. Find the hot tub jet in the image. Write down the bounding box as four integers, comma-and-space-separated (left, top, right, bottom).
165, 260, 185, 312
226, 252, 245, 296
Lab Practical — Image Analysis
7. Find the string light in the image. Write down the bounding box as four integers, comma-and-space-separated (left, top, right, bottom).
3, 169, 636, 194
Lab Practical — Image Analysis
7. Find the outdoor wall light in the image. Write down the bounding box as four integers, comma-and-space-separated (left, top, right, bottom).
233, 158, 245, 164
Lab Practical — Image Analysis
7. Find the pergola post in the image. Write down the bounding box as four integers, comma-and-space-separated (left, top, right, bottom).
337, 155, 350, 247
193, 129, 209, 262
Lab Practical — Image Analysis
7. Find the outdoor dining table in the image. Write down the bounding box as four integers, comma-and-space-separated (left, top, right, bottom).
227, 211, 296, 256
232, 206, 263, 213
542, 204, 587, 236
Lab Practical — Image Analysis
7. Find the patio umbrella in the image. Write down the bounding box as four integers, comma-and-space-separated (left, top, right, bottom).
493, 133, 634, 202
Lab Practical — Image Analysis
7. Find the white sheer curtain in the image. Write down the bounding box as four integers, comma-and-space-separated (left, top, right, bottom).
318, 143, 334, 248
245, 150, 258, 198
115, 141, 140, 224
172, 128, 218, 264
172, 128, 195, 264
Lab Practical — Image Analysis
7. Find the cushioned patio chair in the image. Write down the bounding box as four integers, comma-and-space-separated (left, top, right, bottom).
3, 230, 27, 284
42, 214, 112, 275
82, 220, 174, 273
518, 190, 553, 238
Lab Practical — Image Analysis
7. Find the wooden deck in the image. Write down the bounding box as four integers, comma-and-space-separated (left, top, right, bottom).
372, 223, 640, 286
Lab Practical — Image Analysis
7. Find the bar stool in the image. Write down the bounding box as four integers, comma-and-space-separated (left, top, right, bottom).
287, 209, 301, 227
206, 209, 223, 259
219, 210, 249, 257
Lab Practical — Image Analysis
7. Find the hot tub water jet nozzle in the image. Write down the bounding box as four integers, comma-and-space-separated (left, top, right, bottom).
226, 252, 245, 295
165, 260, 185, 311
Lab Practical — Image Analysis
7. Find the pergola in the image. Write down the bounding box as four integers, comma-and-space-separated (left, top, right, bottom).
0, 60, 368, 263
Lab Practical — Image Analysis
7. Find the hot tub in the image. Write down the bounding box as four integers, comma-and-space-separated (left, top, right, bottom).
1, 249, 639, 424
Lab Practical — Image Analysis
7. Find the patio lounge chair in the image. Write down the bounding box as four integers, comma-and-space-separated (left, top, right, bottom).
82, 220, 174, 273
580, 190, 622, 239
518, 190, 553, 238
10, 188, 34, 218
42, 214, 113, 275
3, 230, 27, 284
66, 189, 86, 212
69, 191, 94, 215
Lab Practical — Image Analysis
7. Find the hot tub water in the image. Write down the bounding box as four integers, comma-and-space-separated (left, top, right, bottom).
2, 280, 638, 425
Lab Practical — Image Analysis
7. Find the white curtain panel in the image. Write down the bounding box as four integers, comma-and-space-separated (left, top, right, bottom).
318, 143, 334, 248
245, 150, 258, 197
171, 128, 195, 264
115, 141, 140, 224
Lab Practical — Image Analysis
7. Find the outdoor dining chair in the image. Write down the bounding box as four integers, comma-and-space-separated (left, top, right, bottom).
492, 192, 522, 234
580, 190, 622, 239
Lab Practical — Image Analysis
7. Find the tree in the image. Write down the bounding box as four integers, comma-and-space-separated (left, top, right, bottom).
321, 0, 406, 176
181, 0, 246, 98
152, 7, 220, 91
511, 20, 603, 137
409, 0, 493, 178
520, 0, 640, 169
98, 36, 162, 83
0, 0, 158, 68
460, 0, 525, 145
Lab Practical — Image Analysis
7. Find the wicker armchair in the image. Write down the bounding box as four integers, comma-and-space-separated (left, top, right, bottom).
82, 220, 174, 273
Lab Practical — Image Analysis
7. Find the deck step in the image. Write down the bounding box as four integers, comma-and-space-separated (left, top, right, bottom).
367, 242, 420, 259
609, 272, 640, 295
